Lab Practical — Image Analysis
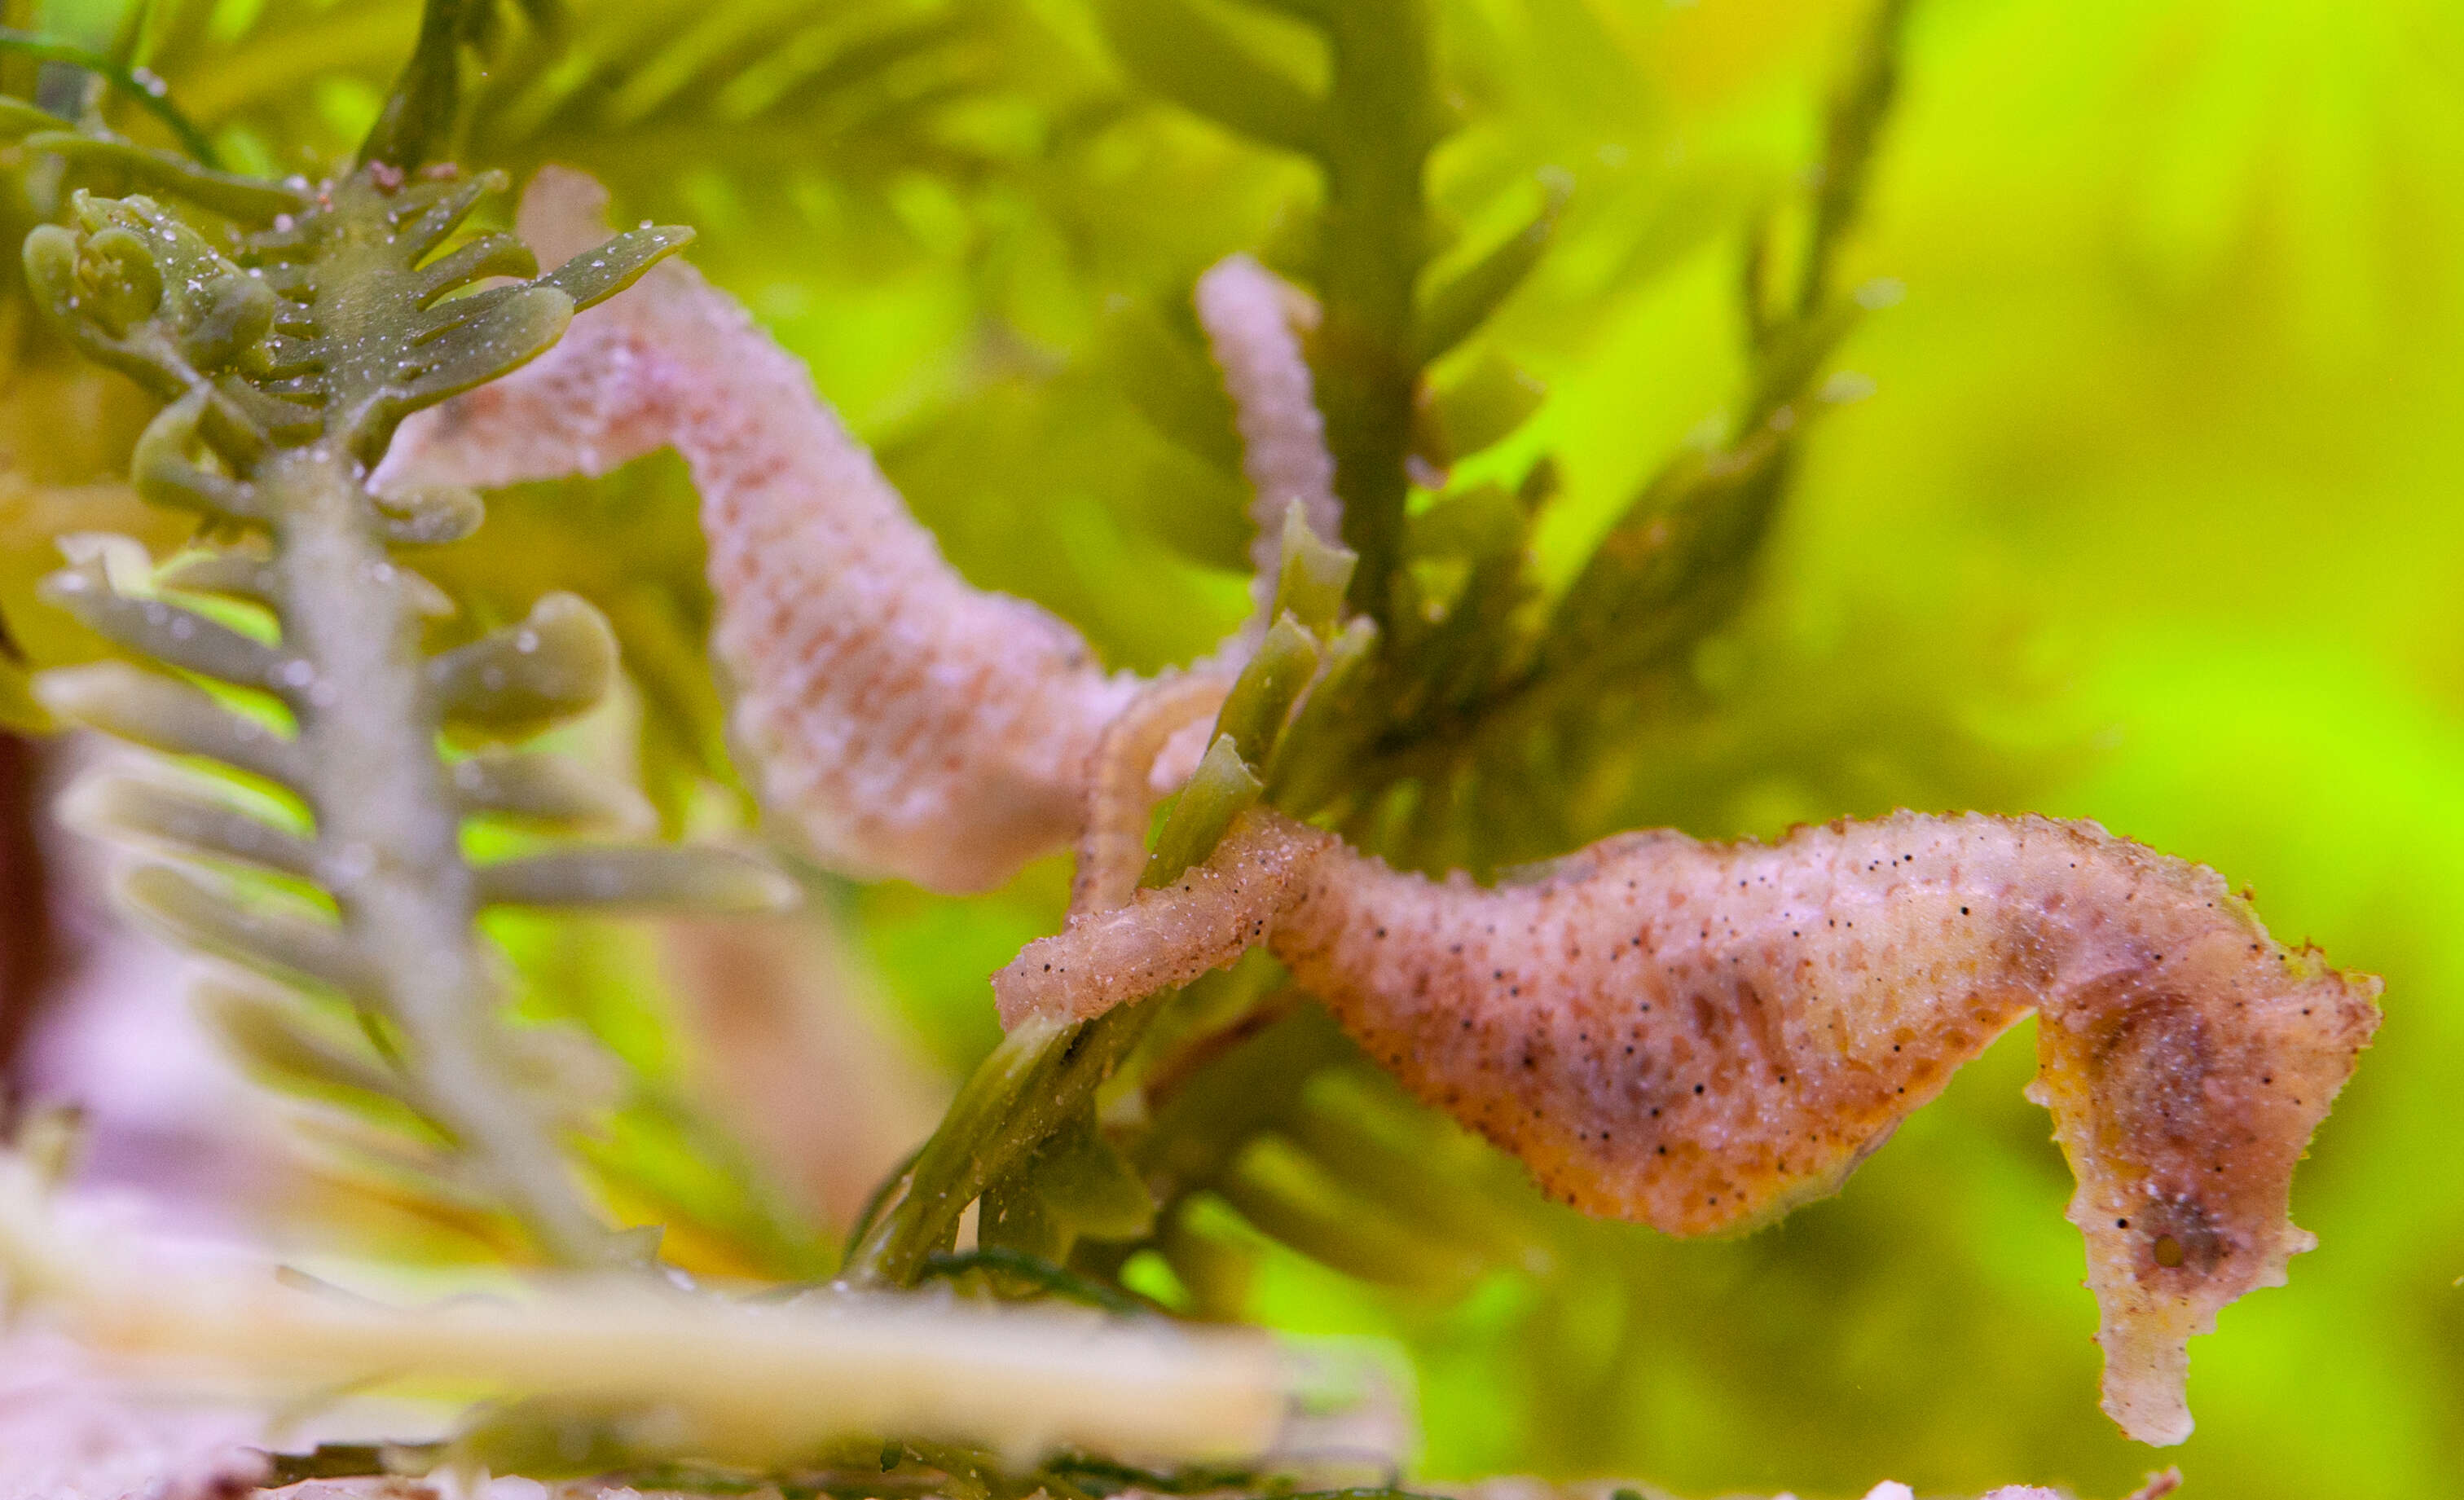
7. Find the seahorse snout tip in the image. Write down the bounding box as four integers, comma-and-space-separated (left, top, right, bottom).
2105, 1382, 2195, 1449
2092, 1297, 2200, 1446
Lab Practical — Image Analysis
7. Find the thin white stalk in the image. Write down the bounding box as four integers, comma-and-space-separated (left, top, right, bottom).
0, 1159, 1335, 1472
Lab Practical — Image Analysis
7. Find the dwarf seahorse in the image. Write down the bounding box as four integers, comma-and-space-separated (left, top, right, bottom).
381, 169, 1331, 894
993, 806, 2379, 1446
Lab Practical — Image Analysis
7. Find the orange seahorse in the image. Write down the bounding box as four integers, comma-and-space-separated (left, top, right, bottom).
993, 807, 2379, 1446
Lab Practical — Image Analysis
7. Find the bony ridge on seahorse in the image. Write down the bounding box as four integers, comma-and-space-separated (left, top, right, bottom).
993, 804, 2379, 1448
380, 169, 1335, 895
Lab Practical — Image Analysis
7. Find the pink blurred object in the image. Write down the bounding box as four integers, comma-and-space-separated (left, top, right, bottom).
0, 1328, 265, 1500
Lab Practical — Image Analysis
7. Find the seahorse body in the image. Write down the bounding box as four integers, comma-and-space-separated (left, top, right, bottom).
993, 807, 2379, 1445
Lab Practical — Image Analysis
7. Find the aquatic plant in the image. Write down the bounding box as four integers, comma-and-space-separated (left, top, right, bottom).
17, 37, 790, 1267
0, 0, 2410, 1495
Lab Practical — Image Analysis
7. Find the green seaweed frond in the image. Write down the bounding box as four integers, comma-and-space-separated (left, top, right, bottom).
1097, 0, 1916, 881
360, 0, 557, 171
0, 24, 219, 165
20, 158, 791, 1267
124, 0, 1054, 237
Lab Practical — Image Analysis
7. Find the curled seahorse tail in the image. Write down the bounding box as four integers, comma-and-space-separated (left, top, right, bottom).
1071, 672, 1236, 917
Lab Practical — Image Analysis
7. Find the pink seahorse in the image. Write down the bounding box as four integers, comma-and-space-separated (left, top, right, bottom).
994, 807, 2378, 1446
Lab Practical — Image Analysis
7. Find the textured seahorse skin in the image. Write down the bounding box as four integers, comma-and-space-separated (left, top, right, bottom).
995, 807, 2379, 1445
1194, 253, 1340, 620
383, 167, 1139, 892
385, 174, 1352, 895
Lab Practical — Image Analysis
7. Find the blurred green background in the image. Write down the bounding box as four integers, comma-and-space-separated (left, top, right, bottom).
16, 0, 2464, 1495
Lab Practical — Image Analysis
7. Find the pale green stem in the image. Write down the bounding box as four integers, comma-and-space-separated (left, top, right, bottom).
268, 443, 608, 1267
1314, 0, 1435, 626
843, 1006, 1156, 1287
